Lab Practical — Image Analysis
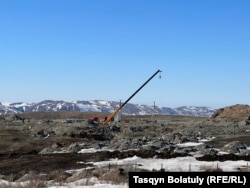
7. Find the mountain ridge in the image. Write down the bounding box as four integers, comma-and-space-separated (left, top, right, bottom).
0, 100, 216, 117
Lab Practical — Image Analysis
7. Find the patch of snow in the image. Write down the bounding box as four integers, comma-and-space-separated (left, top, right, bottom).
217, 151, 230, 155
98, 100, 110, 106
176, 142, 204, 148
56, 103, 63, 109
49, 177, 128, 188
78, 148, 115, 154
1, 102, 11, 106
77, 104, 101, 112
199, 137, 216, 142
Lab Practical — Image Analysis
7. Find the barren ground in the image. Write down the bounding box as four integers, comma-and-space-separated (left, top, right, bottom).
0, 111, 250, 181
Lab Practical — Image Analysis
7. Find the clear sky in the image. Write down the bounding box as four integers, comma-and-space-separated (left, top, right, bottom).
0, 0, 249, 109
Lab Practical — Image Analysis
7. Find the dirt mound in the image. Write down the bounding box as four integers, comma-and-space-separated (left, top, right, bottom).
211, 104, 250, 120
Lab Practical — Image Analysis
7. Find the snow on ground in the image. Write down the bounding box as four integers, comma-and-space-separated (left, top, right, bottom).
78, 147, 115, 153
176, 142, 204, 147
1, 155, 249, 188
1, 142, 250, 188
48, 177, 128, 188
90, 155, 249, 172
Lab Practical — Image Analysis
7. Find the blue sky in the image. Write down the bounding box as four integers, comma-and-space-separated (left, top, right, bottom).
0, 0, 249, 109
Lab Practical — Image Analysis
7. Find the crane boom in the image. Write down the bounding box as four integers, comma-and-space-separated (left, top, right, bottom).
102, 69, 162, 125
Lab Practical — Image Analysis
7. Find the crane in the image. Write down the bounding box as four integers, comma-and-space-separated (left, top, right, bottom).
102, 69, 162, 125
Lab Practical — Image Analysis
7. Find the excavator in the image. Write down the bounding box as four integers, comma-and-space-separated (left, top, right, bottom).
101, 69, 162, 125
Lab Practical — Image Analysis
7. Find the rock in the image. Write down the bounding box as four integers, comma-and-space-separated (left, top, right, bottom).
170, 133, 190, 144
110, 125, 120, 132
195, 144, 218, 155
39, 147, 55, 154
68, 143, 84, 153
239, 149, 250, 156
221, 141, 247, 154
246, 116, 250, 125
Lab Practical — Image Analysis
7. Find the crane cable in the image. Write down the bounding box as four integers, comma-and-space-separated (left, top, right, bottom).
158, 71, 163, 109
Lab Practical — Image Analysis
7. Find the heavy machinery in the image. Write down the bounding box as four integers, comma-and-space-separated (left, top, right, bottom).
102, 69, 162, 125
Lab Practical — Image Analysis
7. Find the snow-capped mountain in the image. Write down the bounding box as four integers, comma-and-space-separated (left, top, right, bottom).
0, 100, 216, 117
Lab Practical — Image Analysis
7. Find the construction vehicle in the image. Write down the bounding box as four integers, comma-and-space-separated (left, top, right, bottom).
102, 69, 162, 125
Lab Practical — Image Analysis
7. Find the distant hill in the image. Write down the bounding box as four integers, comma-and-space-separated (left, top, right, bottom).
0, 100, 216, 117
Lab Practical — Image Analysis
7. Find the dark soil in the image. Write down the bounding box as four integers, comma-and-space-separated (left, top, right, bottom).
0, 149, 190, 177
